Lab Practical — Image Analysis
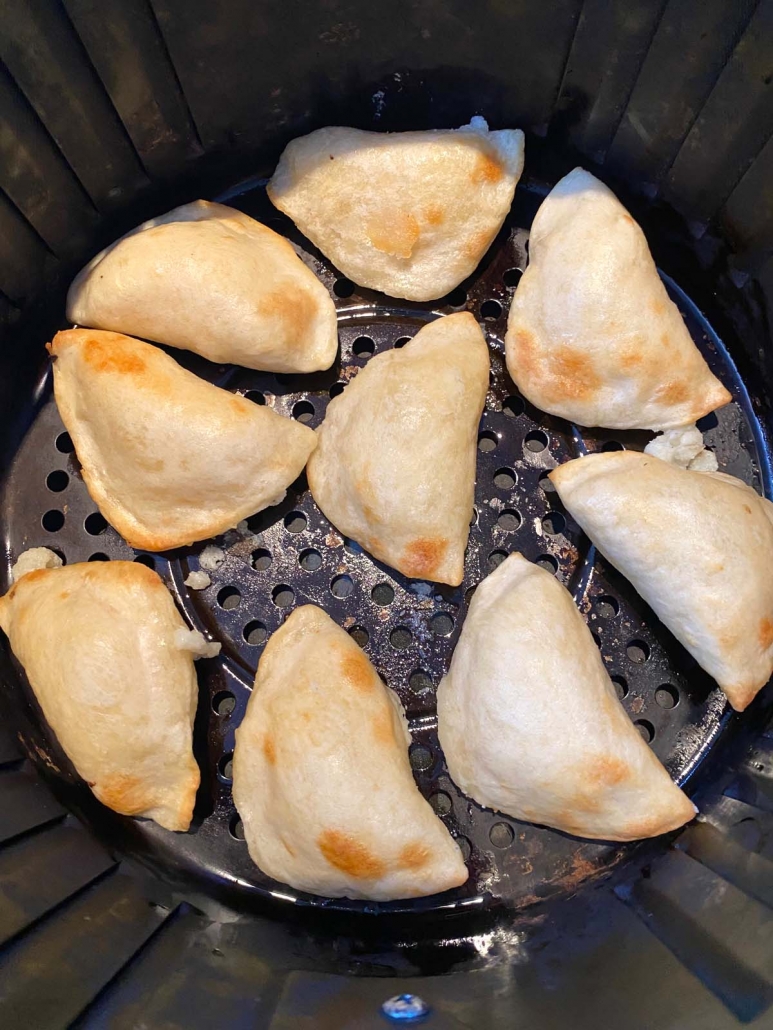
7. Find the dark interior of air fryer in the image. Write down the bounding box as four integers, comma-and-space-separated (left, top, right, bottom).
2, 3, 773, 1028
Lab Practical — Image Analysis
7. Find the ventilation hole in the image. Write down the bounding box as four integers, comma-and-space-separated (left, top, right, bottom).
503, 395, 524, 418
409, 670, 432, 694
134, 554, 155, 569
393, 336, 411, 349
635, 720, 655, 743
46, 470, 69, 492
284, 511, 307, 534
212, 691, 236, 716
343, 538, 362, 554
697, 412, 719, 433
430, 792, 452, 816
245, 390, 266, 405
524, 430, 549, 454
478, 430, 498, 453
655, 684, 679, 709
229, 816, 245, 840
42, 509, 64, 532
352, 335, 375, 358
244, 620, 267, 645
444, 288, 467, 307
372, 583, 394, 606
489, 822, 515, 848
541, 511, 566, 536
217, 586, 241, 610
539, 470, 555, 493
272, 585, 295, 608
503, 267, 523, 288
409, 744, 433, 771
299, 548, 322, 571
456, 836, 472, 862
292, 400, 314, 424
594, 595, 619, 619
252, 548, 272, 571
488, 549, 508, 570
331, 574, 354, 598
611, 675, 628, 699
84, 512, 107, 536
493, 467, 516, 490
333, 277, 355, 298
601, 440, 625, 452
480, 299, 502, 320
627, 640, 650, 664
218, 752, 234, 780
55, 431, 74, 453
430, 612, 454, 637
390, 626, 413, 649
88, 552, 110, 562
349, 625, 369, 647
497, 509, 521, 532
329, 381, 346, 397
535, 554, 558, 574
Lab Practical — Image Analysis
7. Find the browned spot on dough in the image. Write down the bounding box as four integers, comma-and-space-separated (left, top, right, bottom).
230, 396, 252, 416
619, 350, 644, 369
471, 151, 503, 184
759, 617, 773, 650
548, 346, 601, 402
398, 841, 432, 871
81, 335, 147, 376
58, 590, 71, 600
587, 754, 629, 787
656, 380, 690, 405
259, 287, 316, 341
318, 829, 386, 879
96, 773, 151, 816
650, 298, 666, 316
372, 708, 397, 745
424, 204, 445, 226
463, 228, 493, 261
744, 504, 753, 514
263, 735, 276, 765
281, 837, 296, 857
403, 537, 448, 578
622, 214, 635, 226
660, 332, 670, 347
366, 210, 420, 259
340, 648, 377, 692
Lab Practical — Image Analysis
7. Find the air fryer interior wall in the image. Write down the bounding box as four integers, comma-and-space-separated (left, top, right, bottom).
1, 3, 773, 1028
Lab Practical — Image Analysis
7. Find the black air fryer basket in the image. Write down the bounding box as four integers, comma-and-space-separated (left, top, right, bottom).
2, 2, 773, 1027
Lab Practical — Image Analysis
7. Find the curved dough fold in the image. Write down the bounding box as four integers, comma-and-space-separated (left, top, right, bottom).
0, 561, 201, 831
307, 312, 489, 585
268, 118, 524, 301
551, 451, 773, 711
67, 200, 338, 373
233, 605, 468, 900
49, 329, 317, 551
505, 168, 730, 430
437, 554, 696, 841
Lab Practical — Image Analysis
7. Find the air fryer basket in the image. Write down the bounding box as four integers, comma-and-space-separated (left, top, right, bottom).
2, 2, 773, 1028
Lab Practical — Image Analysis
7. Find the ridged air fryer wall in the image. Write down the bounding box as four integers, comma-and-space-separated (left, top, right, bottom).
2, 2, 773, 1028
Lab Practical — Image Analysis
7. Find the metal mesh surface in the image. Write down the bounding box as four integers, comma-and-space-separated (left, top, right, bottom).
0, 181, 770, 917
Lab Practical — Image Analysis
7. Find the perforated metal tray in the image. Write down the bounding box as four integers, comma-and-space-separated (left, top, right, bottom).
1, 180, 770, 919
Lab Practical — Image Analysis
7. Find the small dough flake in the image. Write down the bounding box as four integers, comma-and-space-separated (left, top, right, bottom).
184, 570, 211, 590
174, 628, 221, 659
11, 547, 63, 583
644, 424, 717, 471
199, 545, 226, 572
